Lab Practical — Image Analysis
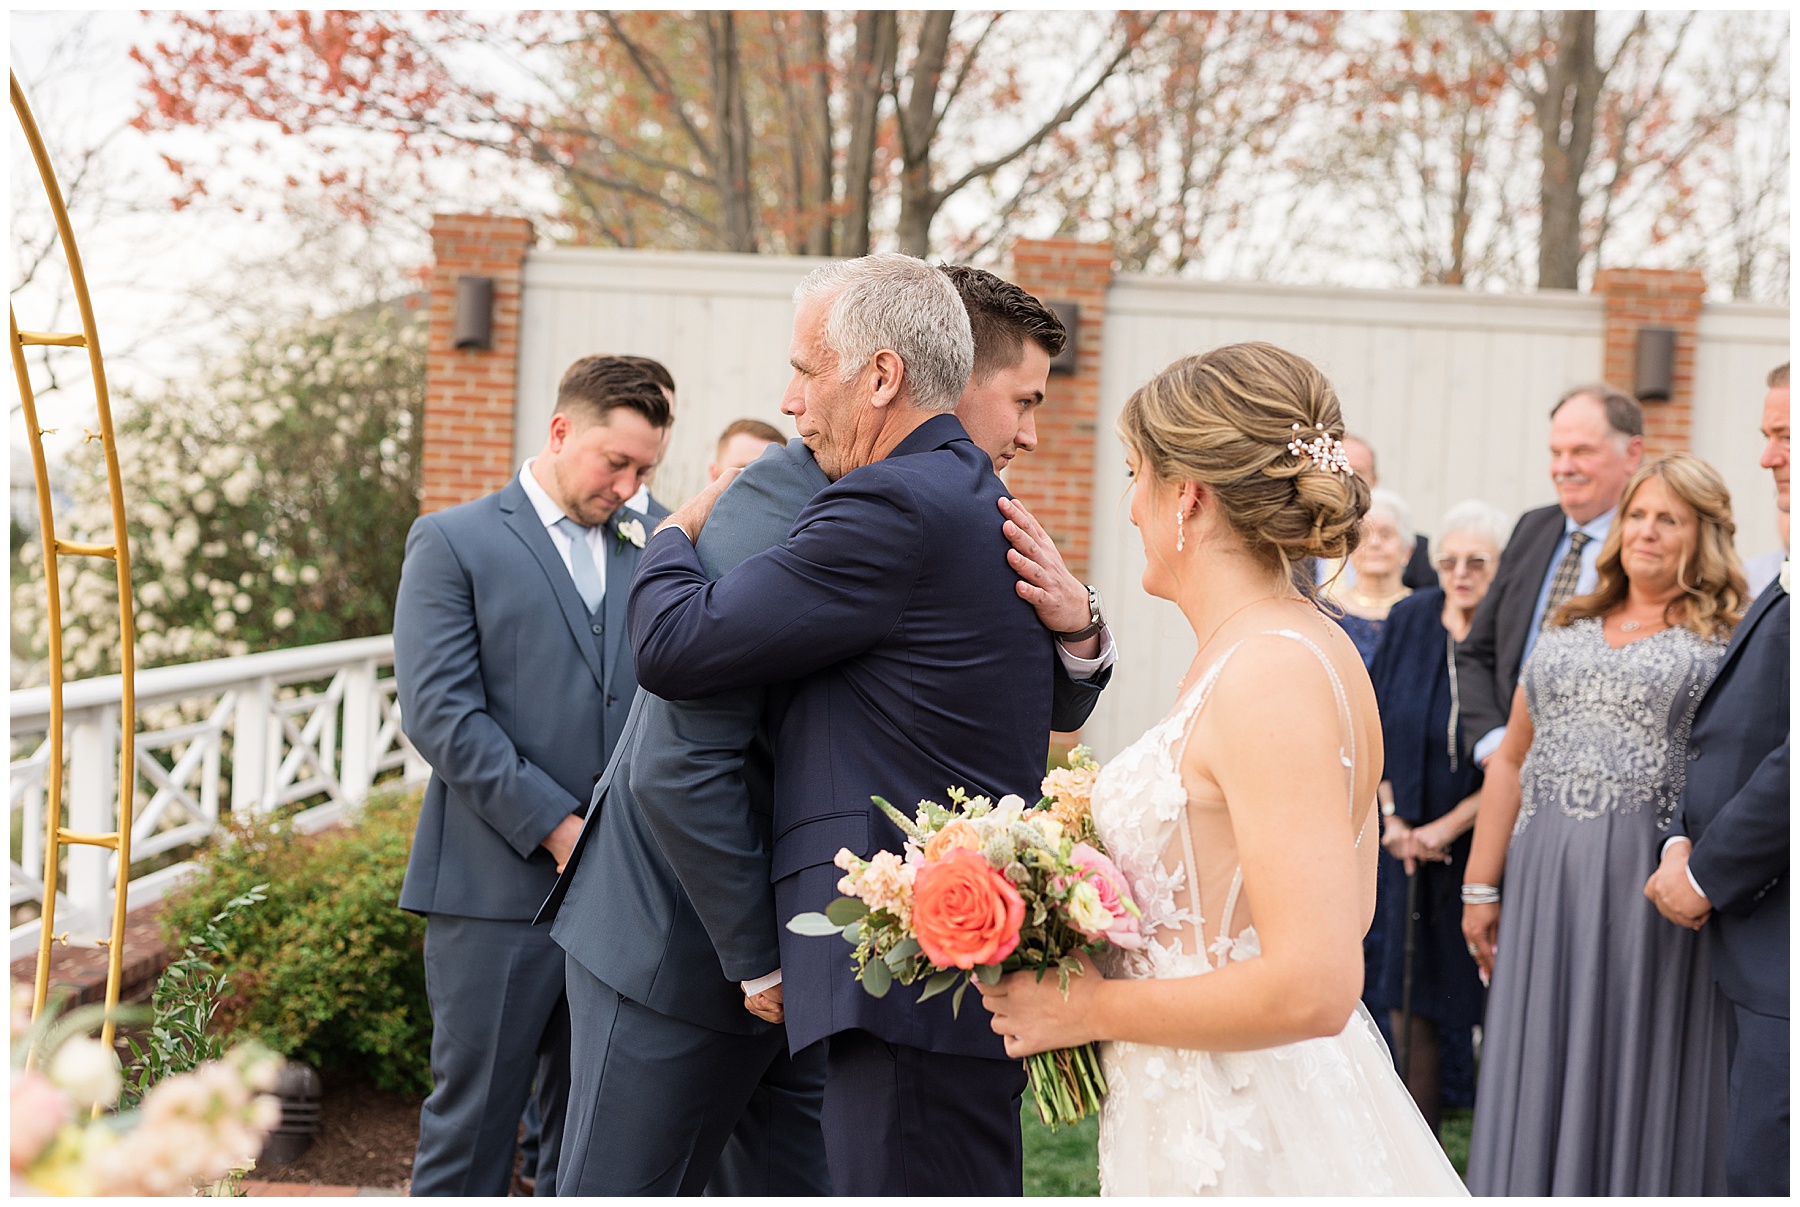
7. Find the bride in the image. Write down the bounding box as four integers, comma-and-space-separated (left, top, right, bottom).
979, 343, 1466, 1195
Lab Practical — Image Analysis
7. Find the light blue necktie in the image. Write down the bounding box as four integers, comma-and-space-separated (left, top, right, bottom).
553, 516, 604, 613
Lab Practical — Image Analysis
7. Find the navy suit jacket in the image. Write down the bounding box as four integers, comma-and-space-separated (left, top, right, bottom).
395, 475, 668, 920
540, 441, 1106, 1036
1455, 503, 1567, 756
630, 415, 1056, 1058
1668, 578, 1789, 1018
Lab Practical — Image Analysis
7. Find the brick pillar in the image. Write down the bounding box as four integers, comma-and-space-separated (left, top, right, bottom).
1594, 267, 1706, 457
420, 213, 534, 514
1006, 240, 1115, 582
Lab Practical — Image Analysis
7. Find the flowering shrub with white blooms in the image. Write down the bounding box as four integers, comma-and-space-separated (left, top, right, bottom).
12, 300, 424, 683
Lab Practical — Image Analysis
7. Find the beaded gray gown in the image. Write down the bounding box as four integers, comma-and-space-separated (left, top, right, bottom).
1467, 618, 1731, 1195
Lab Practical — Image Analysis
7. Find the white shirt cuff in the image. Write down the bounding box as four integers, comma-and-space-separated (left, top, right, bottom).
741, 969, 782, 996
1473, 727, 1506, 765
1056, 626, 1117, 679
1660, 837, 1710, 903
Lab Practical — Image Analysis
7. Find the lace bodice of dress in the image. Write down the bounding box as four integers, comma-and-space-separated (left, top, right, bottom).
1091, 628, 1361, 981
1515, 618, 1725, 836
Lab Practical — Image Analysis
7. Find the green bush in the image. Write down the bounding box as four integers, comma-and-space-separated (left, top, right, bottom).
159, 787, 430, 1094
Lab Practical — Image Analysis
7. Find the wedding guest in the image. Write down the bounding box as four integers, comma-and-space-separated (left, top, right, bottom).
1328, 487, 1414, 665
1646, 362, 1789, 1195
1741, 364, 1790, 596
1462, 454, 1745, 1195
393, 355, 672, 1196
1366, 499, 1508, 1136
1455, 385, 1644, 764
709, 418, 786, 481
1319, 435, 1435, 590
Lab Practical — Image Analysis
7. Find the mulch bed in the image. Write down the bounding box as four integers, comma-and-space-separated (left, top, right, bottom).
246, 1073, 422, 1192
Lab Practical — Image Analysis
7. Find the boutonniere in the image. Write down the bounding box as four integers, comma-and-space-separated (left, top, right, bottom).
615, 516, 646, 550
1780, 557, 1790, 595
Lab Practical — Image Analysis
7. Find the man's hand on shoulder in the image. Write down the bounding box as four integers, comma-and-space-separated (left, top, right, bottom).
657, 467, 741, 543
998, 496, 1099, 657
541, 813, 585, 873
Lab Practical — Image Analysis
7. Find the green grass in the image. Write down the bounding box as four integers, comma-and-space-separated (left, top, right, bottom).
1023, 1100, 1100, 1196
1442, 1108, 1472, 1179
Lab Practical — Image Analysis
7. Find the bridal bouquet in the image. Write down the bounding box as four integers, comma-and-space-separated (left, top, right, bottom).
788, 747, 1137, 1126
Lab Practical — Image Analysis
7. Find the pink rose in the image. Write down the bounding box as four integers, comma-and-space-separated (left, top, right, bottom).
1069, 843, 1143, 950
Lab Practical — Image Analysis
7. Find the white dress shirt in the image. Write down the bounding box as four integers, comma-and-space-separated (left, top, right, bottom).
520, 460, 650, 599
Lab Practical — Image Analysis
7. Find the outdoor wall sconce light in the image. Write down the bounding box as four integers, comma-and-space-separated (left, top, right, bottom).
1634, 326, 1676, 402
453, 275, 496, 350
1049, 302, 1080, 376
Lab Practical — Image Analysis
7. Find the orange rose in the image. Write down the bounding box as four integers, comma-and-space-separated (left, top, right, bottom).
911, 848, 1025, 970
922, 819, 983, 863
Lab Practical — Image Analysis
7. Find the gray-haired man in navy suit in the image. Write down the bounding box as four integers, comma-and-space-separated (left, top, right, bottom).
394, 355, 672, 1196
1647, 362, 1790, 1196
540, 265, 1115, 1195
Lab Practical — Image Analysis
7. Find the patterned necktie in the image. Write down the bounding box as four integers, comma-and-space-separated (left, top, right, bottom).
553, 517, 604, 613
1539, 531, 1592, 629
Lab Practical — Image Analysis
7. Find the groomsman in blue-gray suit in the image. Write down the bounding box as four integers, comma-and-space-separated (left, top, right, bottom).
1647, 361, 1790, 1196
540, 266, 1115, 1195
394, 355, 673, 1196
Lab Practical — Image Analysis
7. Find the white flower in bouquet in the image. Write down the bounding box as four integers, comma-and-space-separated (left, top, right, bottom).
1065, 880, 1115, 938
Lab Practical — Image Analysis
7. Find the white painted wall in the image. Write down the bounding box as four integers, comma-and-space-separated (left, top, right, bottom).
513, 250, 1788, 760
1692, 303, 1791, 565
516, 247, 829, 510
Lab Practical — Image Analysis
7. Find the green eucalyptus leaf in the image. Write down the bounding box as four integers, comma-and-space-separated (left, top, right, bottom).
862, 957, 893, 998
951, 976, 969, 1018
786, 912, 844, 937
916, 969, 960, 1003
975, 962, 1003, 986
824, 897, 868, 925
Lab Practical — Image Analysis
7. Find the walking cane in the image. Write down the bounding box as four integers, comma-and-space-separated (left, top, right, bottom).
1396, 866, 1420, 1083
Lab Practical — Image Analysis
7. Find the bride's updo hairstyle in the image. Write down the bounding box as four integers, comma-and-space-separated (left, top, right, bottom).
1118, 342, 1370, 581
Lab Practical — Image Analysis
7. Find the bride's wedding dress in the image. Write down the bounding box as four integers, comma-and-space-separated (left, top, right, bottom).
1092, 628, 1467, 1196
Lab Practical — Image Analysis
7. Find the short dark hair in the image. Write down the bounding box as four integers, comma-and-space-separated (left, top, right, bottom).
938, 265, 1066, 383
619, 354, 676, 395
1551, 382, 1643, 440
1770, 362, 1789, 389
715, 417, 785, 454
556, 355, 672, 429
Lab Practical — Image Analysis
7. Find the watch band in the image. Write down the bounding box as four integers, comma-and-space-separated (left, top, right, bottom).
1056, 585, 1105, 643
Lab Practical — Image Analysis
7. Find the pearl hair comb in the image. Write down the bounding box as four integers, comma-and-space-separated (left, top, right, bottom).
1287, 423, 1355, 476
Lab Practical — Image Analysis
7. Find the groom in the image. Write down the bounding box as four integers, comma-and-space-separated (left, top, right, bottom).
629, 254, 1058, 1195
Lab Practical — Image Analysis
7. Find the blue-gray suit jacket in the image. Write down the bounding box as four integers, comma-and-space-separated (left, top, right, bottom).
539, 439, 1109, 1036
1668, 578, 1789, 1018
395, 475, 669, 921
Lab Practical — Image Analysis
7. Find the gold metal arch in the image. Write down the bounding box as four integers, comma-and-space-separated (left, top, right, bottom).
11, 70, 137, 1055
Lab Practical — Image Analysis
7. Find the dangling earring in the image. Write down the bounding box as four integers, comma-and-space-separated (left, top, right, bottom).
1176, 508, 1185, 553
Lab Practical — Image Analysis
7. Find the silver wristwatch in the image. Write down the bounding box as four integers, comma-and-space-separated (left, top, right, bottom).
1056, 585, 1106, 643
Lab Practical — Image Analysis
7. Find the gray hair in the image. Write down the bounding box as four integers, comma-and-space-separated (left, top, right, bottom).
1365, 487, 1415, 550
793, 254, 973, 412
1437, 499, 1512, 552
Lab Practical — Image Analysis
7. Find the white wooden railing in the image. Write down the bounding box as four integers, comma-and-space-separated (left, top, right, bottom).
9, 636, 429, 959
